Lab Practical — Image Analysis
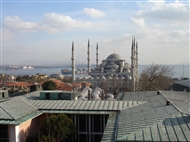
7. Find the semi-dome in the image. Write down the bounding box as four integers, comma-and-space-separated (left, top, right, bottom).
106, 53, 122, 61
106, 62, 119, 69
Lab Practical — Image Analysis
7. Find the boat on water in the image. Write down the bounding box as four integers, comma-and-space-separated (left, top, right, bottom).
61, 68, 88, 75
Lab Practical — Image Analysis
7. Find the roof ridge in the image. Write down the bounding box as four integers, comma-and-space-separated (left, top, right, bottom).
161, 92, 190, 115
0, 106, 17, 122
20, 97, 38, 111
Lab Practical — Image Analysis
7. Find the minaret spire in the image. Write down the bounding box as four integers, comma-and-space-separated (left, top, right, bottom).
87, 39, 91, 73
96, 42, 99, 67
131, 37, 135, 91
71, 41, 75, 82
136, 41, 139, 89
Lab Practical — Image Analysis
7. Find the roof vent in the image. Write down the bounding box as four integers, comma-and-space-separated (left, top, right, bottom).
88, 90, 91, 100
166, 100, 170, 105
101, 90, 105, 100
157, 90, 160, 95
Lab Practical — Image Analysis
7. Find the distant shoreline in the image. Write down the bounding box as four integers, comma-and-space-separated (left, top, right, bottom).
0, 64, 189, 79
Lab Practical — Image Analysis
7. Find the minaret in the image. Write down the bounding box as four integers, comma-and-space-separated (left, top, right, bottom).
136, 41, 139, 89
71, 41, 75, 82
87, 39, 91, 73
131, 37, 135, 91
136, 41, 138, 73
96, 42, 99, 67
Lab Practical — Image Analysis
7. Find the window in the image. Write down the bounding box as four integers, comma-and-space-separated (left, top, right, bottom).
2, 92, 4, 98
0, 125, 9, 142
45, 93, 50, 100
79, 115, 87, 132
93, 115, 101, 132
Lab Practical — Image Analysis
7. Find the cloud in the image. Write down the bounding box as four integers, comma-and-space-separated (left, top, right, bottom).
41, 13, 91, 32
3, 16, 40, 33
131, 18, 145, 27
136, 1, 188, 22
2, 13, 92, 33
83, 8, 106, 18
1, 29, 15, 41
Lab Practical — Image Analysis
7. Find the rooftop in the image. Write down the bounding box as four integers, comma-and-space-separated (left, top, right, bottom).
0, 90, 189, 141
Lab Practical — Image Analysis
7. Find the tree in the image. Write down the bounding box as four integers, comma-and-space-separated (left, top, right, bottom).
99, 81, 110, 93
27, 114, 77, 142
139, 63, 174, 90
41, 114, 76, 142
42, 80, 57, 90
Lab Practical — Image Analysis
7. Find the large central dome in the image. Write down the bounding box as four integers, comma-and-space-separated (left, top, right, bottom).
106, 53, 122, 61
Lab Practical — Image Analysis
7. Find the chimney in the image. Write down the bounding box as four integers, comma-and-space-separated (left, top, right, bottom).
88, 90, 91, 100
166, 100, 170, 105
101, 90, 105, 100
157, 90, 160, 95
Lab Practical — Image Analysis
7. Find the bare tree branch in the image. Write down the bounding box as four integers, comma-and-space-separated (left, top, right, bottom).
139, 63, 173, 90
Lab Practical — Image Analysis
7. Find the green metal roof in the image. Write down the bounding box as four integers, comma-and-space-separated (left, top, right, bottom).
101, 112, 118, 142
28, 100, 146, 111
115, 91, 190, 142
41, 110, 113, 114
0, 90, 190, 142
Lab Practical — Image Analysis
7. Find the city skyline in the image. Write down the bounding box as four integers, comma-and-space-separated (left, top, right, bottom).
1, 0, 189, 65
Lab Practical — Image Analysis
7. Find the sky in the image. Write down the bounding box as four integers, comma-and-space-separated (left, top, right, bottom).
0, 0, 189, 65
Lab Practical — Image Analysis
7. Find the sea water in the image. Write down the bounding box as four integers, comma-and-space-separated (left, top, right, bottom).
1, 65, 189, 79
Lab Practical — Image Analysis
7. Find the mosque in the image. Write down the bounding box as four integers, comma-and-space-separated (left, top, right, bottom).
71, 38, 139, 92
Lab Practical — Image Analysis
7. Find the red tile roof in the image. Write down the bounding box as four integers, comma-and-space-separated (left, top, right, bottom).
4, 81, 32, 87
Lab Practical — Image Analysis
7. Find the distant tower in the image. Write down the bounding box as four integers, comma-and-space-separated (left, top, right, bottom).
131, 37, 135, 91
96, 42, 99, 67
136, 41, 139, 80
71, 41, 75, 82
87, 39, 91, 73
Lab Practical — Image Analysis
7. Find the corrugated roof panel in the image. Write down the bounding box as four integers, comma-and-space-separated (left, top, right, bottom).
51, 100, 61, 109
69, 100, 78, 109
0, 107, 13, 120
87, 101, 96, 110
60, 101, 70, 109
107, 101, 114, 110
40, 101, 52, 109
102, 101, 109, 110
150, 123, 161, 141
93, 101, 100, 110
136, 130, 143, 141
170, 116, 186, 142
64, 101, 74, 110
157, 122, 169, 141
82, 101, 91, 110
176, 114, 190, 141
74, 101, 83, 110
29, 100, 37, 106
97, 101, 105, 110
46, 101, 57, 109
78, 100, 87, 109
101, 112, 118, 142
143, 127, 152, 141
164, 118, 178, 141
128, 101, 133, 107
126, 134, 135, 141
1, 97, 38, 120
117, 101, 123, 110
122, 101, 128, 108
112, 101, 118, 110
